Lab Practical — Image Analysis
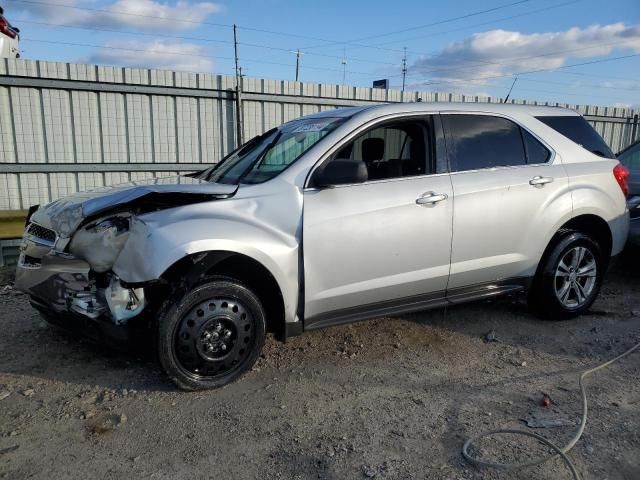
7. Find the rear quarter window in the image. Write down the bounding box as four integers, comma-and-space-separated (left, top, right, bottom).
536, 115, 615, 159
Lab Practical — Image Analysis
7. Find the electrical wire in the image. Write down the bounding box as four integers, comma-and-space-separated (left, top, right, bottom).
18, 38, 640, 103
13, 18, 635, 87
408, 54, 640, 87
373, 0, 582, 46
8, 0, 632, 81
422, 76, 640, 94
10, 18, 400, 66
462, 341, 640, 480
404, 40, 637, 79
299, 0, 530, 49
4, 0, 553, 58
13, 19, 234, 45
6, 0, 232, 29
19, 38, 390, 77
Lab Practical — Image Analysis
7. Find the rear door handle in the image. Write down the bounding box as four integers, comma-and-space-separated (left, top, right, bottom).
416, 192, 448, 205
529, 176, 554, 187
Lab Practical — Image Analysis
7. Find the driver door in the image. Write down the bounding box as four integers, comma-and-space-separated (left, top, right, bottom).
302, 116, 453, 328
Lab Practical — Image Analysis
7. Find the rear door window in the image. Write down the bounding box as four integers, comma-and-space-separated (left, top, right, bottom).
442, 114, 527, 172
536, 115, 615, 159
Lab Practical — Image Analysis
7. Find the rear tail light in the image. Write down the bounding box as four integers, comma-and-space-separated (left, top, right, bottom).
613, 163, 629, 197
0, 17, 17, 39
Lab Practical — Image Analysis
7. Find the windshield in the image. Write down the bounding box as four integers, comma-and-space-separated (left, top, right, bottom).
201, 116, 346, 184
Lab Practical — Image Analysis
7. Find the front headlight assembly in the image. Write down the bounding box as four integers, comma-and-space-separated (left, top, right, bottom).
69, 214, 131, 272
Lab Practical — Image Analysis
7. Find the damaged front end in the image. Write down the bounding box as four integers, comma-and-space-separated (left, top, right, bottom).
17, 212, 149, 342
15, 176, 237, 345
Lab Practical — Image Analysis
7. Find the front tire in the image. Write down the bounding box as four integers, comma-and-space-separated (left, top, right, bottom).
157, 276, 266, 391
529, 231, 605, 319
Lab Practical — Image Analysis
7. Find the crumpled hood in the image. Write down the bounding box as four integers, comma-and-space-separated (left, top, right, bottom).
30, 176, 238, 238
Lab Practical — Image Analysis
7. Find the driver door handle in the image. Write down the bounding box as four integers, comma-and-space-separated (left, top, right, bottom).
529, 175, 554, 187
416, 192, 448, 206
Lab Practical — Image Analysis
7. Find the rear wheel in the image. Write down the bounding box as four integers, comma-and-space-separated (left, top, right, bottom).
157, 276, 266, 390
529, 231, 604, 319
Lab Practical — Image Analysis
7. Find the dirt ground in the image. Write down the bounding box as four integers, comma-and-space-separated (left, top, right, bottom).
1, 256, 639, 480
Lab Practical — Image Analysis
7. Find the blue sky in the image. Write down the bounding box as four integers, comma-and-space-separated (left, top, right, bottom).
2, 0, 639, 106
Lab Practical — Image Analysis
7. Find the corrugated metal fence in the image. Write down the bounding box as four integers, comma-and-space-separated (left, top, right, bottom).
1, 58, 639, 211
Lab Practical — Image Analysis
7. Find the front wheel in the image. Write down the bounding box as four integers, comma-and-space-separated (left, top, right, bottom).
529, 231, 605, 319
157, 276, 266, 390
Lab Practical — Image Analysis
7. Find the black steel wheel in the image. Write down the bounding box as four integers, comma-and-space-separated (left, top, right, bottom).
157, 276, 266, 390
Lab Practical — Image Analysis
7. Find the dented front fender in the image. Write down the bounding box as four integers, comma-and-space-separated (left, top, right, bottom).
112, 185, 303, 323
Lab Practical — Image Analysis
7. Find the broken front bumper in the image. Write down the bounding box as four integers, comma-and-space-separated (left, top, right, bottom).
15, 222, 147, 340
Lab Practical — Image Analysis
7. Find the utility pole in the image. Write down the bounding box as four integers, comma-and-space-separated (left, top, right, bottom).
401, 47, 407, 92
233, 24, 244, 146
295, 49, 301, 82
341, 48, 347, 85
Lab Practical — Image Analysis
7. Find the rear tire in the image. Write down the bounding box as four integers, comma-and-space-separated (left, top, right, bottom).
529, 231, 605, 319
157, 276, 266, 391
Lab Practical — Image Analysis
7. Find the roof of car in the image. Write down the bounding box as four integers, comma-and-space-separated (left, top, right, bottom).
302, 102, 580, 120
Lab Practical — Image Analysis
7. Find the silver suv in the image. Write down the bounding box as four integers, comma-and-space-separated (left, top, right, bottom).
16, 103, 630, 390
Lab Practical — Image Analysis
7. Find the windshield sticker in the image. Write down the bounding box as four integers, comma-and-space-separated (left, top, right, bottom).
291, 122, 332, 133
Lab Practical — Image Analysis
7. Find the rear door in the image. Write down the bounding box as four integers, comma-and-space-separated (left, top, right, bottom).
441, 113, 570, 292
302, 115, 453, 325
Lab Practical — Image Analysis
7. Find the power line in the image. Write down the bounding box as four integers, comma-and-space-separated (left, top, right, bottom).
13, 19, 234, 46
8, 0, 380, 50
239, 42, 397, 66
413, 53, 640, 87
14, 16, 637, 88
516, 76, 640, 92
20, 37, 640, 102
20, 38, 640, 92
18, 13, 628, 79
4, 0, 532, 58
403, 78, 638, 103
7, 0, 232, 28
403, 75, 640, 94
7, 0, 597, 71
21, 38, 234, 61
373, 0, 582, 46
12, 18, 400, 67
403, 40, 637, 79
19, 38, 391, 77
556, 70, 638, 83
300, 0, 530, 49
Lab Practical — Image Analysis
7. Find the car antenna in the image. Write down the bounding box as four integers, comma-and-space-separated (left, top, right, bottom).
503, 76, 518, 103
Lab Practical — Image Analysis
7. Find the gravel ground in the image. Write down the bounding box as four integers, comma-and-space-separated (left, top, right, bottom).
0, 257, 639, 480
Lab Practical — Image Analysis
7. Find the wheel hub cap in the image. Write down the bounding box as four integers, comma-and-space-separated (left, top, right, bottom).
175, 297, 254, 378
554, 246, 597, 309
196, 319, 236, 360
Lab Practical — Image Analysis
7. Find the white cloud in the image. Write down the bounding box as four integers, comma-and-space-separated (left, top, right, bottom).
411, 23, 640, 83
88, 39, 214, 72
16, 0, 223, 31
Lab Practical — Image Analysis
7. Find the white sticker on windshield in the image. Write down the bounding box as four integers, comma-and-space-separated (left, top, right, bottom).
291, 122, 331, 133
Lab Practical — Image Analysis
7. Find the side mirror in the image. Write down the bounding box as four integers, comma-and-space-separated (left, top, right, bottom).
314, 158, 368, 187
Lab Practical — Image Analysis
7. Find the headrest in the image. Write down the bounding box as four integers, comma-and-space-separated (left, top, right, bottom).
362, 137, 385, 162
